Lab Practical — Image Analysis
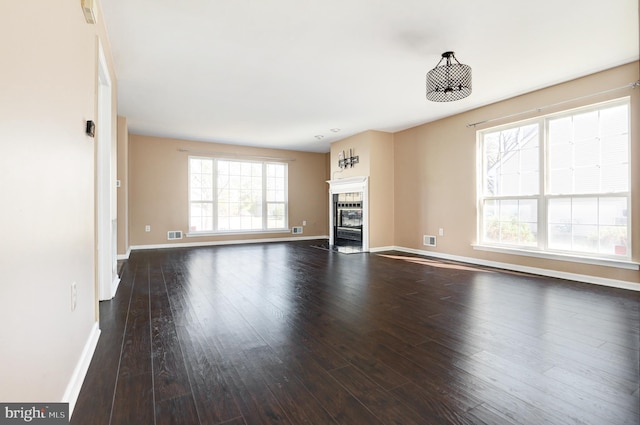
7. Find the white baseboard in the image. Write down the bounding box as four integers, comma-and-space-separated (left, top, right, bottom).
117, 247, 131, 260
64, 322, 101, 417
111, 276, 121, 298
130, 235, 329, 251
384, 246, 640, 292
370, 246, 395, 253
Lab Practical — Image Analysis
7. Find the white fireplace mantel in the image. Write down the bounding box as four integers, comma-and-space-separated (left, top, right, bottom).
327, 176, 369, 251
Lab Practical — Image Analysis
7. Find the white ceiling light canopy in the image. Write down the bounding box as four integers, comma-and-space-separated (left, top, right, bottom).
426, 51, 472, 102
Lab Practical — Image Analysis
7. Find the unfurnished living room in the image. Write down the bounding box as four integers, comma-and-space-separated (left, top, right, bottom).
1, 1, 639, 424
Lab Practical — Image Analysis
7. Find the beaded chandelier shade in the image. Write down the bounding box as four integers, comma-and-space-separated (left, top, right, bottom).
426, 51, 472, 102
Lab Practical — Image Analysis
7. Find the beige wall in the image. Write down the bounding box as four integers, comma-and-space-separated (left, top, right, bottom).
394, 62, 640, 287
0, 0, 117, 403
330, 130, 395, 248
128, 135, 329, 246
117, 116, 129, 256
368, 132, 395, 248
330, 131, 372, 179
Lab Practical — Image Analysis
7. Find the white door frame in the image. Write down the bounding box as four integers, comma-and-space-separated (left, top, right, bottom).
97, 41, 119, 301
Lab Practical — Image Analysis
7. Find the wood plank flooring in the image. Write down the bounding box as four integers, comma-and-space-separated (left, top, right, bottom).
71, 241, 640, 425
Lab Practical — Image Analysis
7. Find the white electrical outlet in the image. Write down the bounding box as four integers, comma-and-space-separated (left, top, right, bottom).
303, 220, 307, 226
71, 282, 77, 312
439, 228, 444, 236
145, 225, 151, 232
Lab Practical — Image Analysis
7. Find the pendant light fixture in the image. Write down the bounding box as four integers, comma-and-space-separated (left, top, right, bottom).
426, 51, 472, 102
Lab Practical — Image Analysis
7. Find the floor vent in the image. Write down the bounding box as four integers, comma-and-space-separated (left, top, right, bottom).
292, 227, 303, 235
168, 230, 183, 240
423, 235, 437, 247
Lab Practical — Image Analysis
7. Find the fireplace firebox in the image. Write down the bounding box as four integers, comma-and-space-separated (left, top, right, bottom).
327, 176, 369, 252
333, 192, 363, 247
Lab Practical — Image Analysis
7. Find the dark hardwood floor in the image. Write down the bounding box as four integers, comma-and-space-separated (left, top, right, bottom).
71, 240, 640, 425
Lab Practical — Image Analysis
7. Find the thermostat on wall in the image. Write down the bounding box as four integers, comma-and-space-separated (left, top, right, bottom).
86, 120, 95, 137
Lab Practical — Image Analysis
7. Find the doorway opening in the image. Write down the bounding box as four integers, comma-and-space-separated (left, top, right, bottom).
96, 41, 119, 301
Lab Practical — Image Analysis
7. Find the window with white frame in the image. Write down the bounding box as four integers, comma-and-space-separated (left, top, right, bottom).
189, 157, 288, 233
478, 98, 630, 258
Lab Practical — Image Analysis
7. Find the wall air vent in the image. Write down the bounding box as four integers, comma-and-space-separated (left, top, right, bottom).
292, 227, 303, 235
167, 230, 183, 240
423, 235, 437, 247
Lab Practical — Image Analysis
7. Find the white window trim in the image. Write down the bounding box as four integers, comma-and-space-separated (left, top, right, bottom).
476, 97, 632, 263
472, 244, 639, 270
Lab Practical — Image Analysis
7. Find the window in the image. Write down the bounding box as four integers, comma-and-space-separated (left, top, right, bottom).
189, 157, 288, 233
478, 98, 630, 259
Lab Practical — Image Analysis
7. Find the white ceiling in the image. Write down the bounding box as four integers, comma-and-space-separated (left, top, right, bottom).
101, 0, 639, 152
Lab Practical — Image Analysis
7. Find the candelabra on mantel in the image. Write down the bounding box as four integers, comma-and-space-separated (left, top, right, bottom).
338, 149, 359, 169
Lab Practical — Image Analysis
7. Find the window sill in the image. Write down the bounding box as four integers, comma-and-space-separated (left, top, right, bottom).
186, 229, 291, 238
472, 244, 639, 270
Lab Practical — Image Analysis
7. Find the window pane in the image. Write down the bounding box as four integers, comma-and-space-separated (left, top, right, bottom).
548, 168, 572, 194
520, 147, 538, 172
572, 224, 598, 253
519, 199, 537, 222
482, 200, 498, 243
599, 197, 627, 225
548, 198, 570, 250
572, 198, 597, 224
267, 203, 285, 229
601, 163, 628, 193
574, 139, 598, 167
218, 175, 229, 191
573, 111, 598, 141
229, 161, 241, 175
574, 166, 600, 193
599, 198, 628, 255
521, 172, 539, 195
500, 173, 519, 195
549, 117, 572, 143
483, 124, 539, 197
601, 135, 628, 165
189, 158, 213, 203
190, 202, 213, 232
547, 103, 629, 196
483, 199, 537, 247
230, 175, 241, 190
600, 104, 628, 136
547, 197, 628, 256
241, 162, 252, 176
548, 142, 572, 169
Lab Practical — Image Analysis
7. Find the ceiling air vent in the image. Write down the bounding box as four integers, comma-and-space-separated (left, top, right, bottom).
423, 235, 436, 247
168, 230, 183, 240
